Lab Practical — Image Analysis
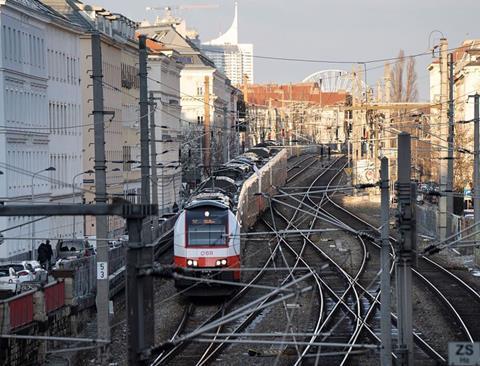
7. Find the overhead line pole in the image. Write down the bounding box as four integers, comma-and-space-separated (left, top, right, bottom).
126, 34, 154, 365
204, 76, 211, 175
380, 157, 392, 366
149, 92, 159, 233
471, 93, 480, 265
395, 132, 415, 366
438, 38, 449, 241
446, 52, 455, 238
91, 32, 110, 363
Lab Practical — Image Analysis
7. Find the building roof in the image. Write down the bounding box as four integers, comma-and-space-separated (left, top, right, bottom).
41, 0, 95, 30
12, 0, 60, 15
42, 0, 138, 39
429, 39, 480, 68
246, 83, 347, 107
139, 24, 216, 68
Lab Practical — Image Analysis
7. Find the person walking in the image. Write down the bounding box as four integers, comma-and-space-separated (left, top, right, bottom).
37, 242, 48, 269
45, 240, 53, 270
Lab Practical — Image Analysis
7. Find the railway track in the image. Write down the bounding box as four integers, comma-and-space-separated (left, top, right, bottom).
286, 154, 321, 183
150, 152, 480, 366
267, 157, 386, 365
264, 157, 445, 364
317, 163, 480, 363
150, 152, 331, 366
312, 164, 441, 364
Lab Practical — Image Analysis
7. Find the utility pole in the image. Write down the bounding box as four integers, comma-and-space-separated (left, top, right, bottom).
384, 64, 394, 185
139, 36, 151, 210
351, 65, 361, 185
472, 93, 480, 265
204, 76, 211, 174
438, 38, 449, 241
395, 132, 415, 366
91, 33, 110, 361
223, 106, 229, 163
125, 34, 154, 365
380, 157, 392, 366
149, 92, 159, 232
446, 53, 455, 238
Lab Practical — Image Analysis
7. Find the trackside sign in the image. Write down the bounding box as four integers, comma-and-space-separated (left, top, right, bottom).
448, 342, 480, 365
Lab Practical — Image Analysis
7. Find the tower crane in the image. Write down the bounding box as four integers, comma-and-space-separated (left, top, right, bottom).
146, 4, 219, 13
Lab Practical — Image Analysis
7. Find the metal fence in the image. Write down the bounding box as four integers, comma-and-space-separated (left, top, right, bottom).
109, 245, 125, 275
58, 256, 96, 300
416, 204, 438, 239
416, 204, 463, 244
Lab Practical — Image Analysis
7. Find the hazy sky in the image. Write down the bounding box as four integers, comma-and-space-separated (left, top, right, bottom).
94, 0, 480, 100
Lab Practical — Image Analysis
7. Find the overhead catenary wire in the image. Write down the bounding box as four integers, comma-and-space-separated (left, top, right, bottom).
155, 39, 467, 66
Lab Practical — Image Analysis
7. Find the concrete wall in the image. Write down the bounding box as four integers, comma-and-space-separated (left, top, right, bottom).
0, 282, 94, 366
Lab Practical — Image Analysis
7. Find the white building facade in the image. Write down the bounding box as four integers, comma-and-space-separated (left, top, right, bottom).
147, 47, 183, 214
201, 2, 253, 85
46, 16, 84, 241
0, 0, 60, 260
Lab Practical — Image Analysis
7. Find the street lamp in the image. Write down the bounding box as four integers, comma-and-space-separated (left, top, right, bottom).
31, 166, 56, 260
72, 170, 94, 238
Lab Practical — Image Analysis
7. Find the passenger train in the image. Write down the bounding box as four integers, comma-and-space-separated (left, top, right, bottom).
173, 141, 288, 296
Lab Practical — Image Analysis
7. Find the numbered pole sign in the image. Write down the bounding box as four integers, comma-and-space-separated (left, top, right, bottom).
448, 342, 480, 365
97, 261, 108, 280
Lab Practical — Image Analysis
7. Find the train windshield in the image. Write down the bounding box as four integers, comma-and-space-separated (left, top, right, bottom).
186, 207, 228, 246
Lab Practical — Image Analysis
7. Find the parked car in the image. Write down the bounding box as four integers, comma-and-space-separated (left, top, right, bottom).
21, 260, 48, 282
56, 239, 94, 260
0, 263, 35, 283
0, 267, 20, 293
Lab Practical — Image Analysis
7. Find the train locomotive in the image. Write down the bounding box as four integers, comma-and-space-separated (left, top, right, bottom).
173, 142, 288, 296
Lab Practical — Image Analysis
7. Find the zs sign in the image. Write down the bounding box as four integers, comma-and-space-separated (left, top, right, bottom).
449, 342, 480, 365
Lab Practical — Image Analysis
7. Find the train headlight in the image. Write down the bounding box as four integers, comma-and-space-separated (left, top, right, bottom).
216, 259, 227, 266
187, 259, 198, 267
204, 211, 210, 217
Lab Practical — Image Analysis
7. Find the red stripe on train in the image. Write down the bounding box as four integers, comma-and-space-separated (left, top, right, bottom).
174, 255, 241, 280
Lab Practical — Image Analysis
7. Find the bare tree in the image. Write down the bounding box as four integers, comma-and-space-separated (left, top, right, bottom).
391, 50, 405, 102
405, 57, 418, 102
389, 50, 419, 102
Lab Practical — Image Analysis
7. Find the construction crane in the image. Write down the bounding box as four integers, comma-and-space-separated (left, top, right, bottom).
146, 4, 219, 12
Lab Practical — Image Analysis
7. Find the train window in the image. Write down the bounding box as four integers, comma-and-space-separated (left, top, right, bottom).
186, 208, 228, 246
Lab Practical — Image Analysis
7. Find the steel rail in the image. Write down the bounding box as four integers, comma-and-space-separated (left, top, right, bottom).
152, 153, 331, 366
309, 166, 446, 364
287, 153, 317, 173
268, 157, 368, 365
267, 206, 384, 364
193, 157, 341, 365
151, 237, 282, 366
312, 166, 392, 365
321, 175, 450, 363
319, 202, 447, 364
286, 154, 321, 183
